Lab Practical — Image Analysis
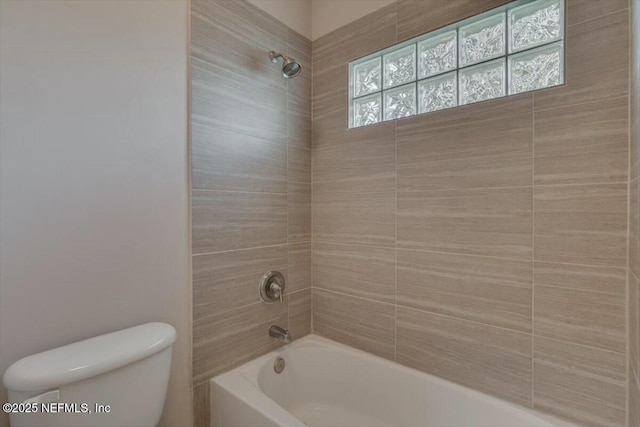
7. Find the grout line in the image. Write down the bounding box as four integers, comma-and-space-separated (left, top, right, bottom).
310, 32, 315, 336
192, 242, 307, 257
286, 55, 291, 332
526, 181, 630, 189
626, 9, 632, 422
631, 266, 640, 286
535, 282, 627, 297
566, 6, 630, 29
288, 287, 312, 297
395, 118, 399, 362
401, 300, 628, 359
315, 289, 538, 340
186, 0, 196, 410
531, 92, 536, 410
532, 93, 629, 114
395, 303, 532, 336
315, 288, 397, 308
394, 7, 399, 360
397, 247, 532, 263
194, 297, 290, 326
191, 188, 288, 196
535, 334, 628, 357
394, 182, 629, 192
313, 239, 629, 271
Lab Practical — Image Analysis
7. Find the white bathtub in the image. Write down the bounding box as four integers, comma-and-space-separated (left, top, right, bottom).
210, 335, 577, 427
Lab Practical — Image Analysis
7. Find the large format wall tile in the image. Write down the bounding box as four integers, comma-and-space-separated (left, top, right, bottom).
396, 0, 510, 40
311, 62, 348, 150
288, 145, 311, 184
191, 4, 311, 423
309, 0, 630, 423
193, 245, 287, 321
192, 190, 287, 254
192, 0, 287, 90
632, 0, 640, 184
534, 10, 629, 111
566, 0, 628, 26
313, 242, 396, 303
202, 0, 289, 52
397, 187, 532, 259
397, 95, 533, 191
288, 289, 311, 340
288, 96, 311, 149
534, 96, 628, 185
397, 250, 532, 332
313, 191, 395, 247
396, 307, 532, 406
631, 178, 639, 279
193, 300, 288, 383
288, 182, 311, 243
313, 289, 396, 360
313, 4, 397, 71
192, 58, 287, 141
631, 9, 640, 425
534, 262, 626, 352
313, 116, 394, 151
313, 122, 396, 194
534, 183, 627, 267
631, 374, 640, 427
287, 30, 311, 103
312, 4, 396, 149
288, 243, 311, 293
533, 337, 626, 427
192, 121, 287, 192
631, 271, 639, 383
193, 382, 210, 427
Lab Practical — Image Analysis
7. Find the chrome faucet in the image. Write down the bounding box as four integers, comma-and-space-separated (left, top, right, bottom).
269, 325, 291, 343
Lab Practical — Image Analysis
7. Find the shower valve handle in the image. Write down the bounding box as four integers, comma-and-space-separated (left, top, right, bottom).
270, 282, 283, 303
259, 271, 285, 304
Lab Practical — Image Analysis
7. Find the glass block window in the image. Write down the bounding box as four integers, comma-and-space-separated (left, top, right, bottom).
348, 0, 564, 128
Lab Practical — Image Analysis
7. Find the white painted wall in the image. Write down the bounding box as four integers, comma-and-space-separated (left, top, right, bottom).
248, 0, 312, 39
311, 0, 396, 40
0, 1, 192, 426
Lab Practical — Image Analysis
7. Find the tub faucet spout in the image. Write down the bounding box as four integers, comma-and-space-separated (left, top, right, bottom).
269, 325, 291, 343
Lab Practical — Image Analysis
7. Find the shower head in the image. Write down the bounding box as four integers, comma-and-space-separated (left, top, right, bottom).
269, 51, 302, 79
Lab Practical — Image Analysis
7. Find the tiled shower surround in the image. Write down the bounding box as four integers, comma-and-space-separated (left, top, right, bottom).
312, 1, 632, 426
190, 1, 311, 424
191, 0, 638, 426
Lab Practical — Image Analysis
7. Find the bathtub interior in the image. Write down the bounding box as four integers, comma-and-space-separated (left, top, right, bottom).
232, 335, 576, 427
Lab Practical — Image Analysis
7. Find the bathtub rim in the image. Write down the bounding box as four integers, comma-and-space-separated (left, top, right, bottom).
210, 334, 579, 427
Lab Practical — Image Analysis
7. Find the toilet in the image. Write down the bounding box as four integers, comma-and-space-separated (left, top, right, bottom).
3, 322, 176, 427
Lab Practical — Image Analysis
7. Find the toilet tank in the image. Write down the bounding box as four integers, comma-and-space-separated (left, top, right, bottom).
3, 322, 176, 427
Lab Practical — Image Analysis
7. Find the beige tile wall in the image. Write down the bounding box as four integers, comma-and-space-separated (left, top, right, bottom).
311, 1, 631, 426
190, 0, 311, 423
629, 1, 640, 426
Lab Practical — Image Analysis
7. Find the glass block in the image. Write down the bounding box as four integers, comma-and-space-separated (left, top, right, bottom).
352, 56, 382, 97
384, 83, 416, 121
418, 30, 457, 79
418, 71, 457, 113
383, 45, 416, 89
353, 93, 382, 127
509, 41, 563, 94
509, 0, 563, 53
459, 58, 505, 105
459, 13, 506, 67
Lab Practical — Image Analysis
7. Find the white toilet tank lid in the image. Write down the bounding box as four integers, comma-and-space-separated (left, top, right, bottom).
3, 322, 176, 392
